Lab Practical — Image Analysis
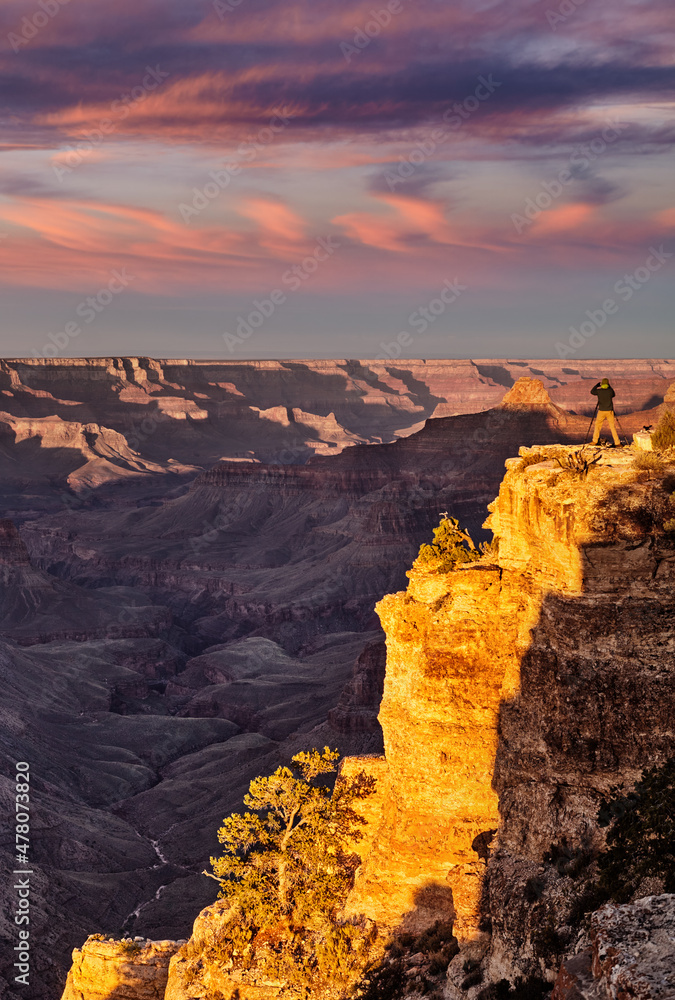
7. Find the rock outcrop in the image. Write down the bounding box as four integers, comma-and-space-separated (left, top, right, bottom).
5, 366, 675, 999
20, 378, 593, 656
553, 894, 675, 999
0, 518, 171, 645
53, 441, 675, 999
343, 443, 675, 979
60, 937, 182, 1000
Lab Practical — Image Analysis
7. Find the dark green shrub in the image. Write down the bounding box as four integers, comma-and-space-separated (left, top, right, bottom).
556, 451, 600, 478
118, 939, 142, 956
543, 843, 592, 878
353, 957, 406, 1000
597, 757, 675, 900
532, 920, 564, 961
524, 876, 545, 902
567, 884, 610, 926
415, 920, 457, 956
632, 451, 666, 473
478, 978, 552, 1000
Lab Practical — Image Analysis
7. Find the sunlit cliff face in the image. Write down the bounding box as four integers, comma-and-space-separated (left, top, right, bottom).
0, 0, 674, 355
345, 444, 675, 947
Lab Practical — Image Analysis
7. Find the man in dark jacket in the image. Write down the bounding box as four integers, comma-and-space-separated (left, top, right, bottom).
591, 378, 620, 446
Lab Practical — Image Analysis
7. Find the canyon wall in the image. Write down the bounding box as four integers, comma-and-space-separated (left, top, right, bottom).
1, 358, 672, 513
344, 442, 675, 982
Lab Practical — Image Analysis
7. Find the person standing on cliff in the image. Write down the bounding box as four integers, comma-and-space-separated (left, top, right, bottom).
591, 378, 620, 446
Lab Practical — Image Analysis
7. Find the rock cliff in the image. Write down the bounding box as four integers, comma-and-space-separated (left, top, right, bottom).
553, 894, 675, 1000
60, 937, 182, 1000
0, 518, 171, 645
344, 443, 675, 984
1, 359, 672, 514
7, 368, 675, 1000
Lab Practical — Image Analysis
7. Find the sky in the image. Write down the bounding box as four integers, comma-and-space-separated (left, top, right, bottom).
0, 0, 673, 361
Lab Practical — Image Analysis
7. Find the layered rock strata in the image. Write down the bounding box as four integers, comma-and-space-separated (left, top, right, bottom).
344, 444, 675, 967
1, 358, 672, 510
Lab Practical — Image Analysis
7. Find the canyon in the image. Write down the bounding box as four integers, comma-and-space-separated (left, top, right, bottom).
58, 438, 675, 1000
0, 359, 673, 999
1, 358, 673, 515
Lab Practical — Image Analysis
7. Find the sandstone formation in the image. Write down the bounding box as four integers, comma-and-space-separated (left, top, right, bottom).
342, 443, 675, 983
60, 937, 182, 1000
111, 442, 675, 1000
553, 894, 675, 999
20, 377, 596, 658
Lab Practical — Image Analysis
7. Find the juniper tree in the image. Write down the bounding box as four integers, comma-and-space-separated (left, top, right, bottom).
206, 748, 376, 933
413, 513, 483, 573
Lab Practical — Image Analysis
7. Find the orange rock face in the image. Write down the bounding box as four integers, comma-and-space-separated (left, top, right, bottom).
345, 558, 542, 939
345, 445, 675, 950
60, 937, 181, 1000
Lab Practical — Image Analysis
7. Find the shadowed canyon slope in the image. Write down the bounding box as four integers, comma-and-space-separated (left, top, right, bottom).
0, 360, 673, 999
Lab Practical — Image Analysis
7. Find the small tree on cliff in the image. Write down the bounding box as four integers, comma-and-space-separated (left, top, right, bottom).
597, 756, 675, 901
412, 513, 483, 574
206, 748, 376, 933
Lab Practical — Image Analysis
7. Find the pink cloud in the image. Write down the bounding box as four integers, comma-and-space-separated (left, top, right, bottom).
238, 197, 308, 252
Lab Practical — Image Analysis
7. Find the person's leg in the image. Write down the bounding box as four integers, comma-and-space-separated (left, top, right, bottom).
607, 411, 620, 446
592, 411, 607, 444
